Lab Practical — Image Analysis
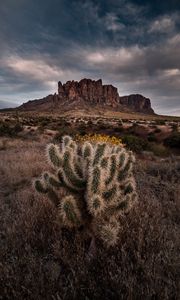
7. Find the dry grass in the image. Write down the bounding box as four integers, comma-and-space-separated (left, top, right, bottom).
0, 135, 179, 300
1, 109, 180, 122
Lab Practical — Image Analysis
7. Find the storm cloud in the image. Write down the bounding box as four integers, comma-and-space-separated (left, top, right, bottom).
0, 0, 180, 115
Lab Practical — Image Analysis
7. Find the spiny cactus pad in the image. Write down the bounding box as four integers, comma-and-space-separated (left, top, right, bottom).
34, 135, 138, 247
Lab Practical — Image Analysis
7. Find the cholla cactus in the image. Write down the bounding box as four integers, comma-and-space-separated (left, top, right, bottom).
34, 135, 138, 247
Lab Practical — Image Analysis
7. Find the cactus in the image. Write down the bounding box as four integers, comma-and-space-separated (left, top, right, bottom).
34, 135, 138, 247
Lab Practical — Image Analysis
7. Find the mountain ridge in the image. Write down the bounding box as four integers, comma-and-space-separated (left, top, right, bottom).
18, 78, 155, 114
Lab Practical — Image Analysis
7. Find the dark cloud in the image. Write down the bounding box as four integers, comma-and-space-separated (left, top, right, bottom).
0, 0, 179, 115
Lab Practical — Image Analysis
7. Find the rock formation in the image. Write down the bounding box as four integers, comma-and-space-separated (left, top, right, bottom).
119, 94, 154, 114
19, 78, 155, 114
57, 79, 119, 107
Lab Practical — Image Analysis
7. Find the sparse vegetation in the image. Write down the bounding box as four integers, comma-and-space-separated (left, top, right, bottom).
154, 127, 162, 133
147, 132, 157, 142
0, 122, 23, 137
121, 134, 148, 153
0, 112, 180, 299
149, 143, 170, 157
164, 132, 180, 149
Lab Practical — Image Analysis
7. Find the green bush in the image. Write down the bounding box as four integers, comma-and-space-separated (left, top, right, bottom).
147, 133, 157, 142
164, 132, 180, 149
121, 135, 148, 153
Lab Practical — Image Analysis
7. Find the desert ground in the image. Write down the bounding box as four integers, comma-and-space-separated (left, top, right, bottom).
0, 111, 180, 299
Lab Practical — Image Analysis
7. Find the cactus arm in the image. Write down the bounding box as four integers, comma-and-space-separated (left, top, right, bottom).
59, 195, 82, 227
87, 195, 105, 216
90, 166, 101, 194
34, 176, 60, 206
62, 135, 73, 148
47, 144, 62, 168
124, 182, 134, 195
93, 143, 106, 166
118, 151, 126, 168
117, 158, 132, 182
43, 171, 64, 189
73, 159, 84, 179
100, 156, 109, 169
34, 179, 48, 194
82, 142, 93, 158
62, 150, 85, 191
48, 174, 63, 188
102, 185, 117, 202
98, 223, 119, 247
105, 155, 117, 185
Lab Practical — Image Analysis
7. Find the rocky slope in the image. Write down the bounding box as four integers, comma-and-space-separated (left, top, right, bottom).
19, 78, 155, 114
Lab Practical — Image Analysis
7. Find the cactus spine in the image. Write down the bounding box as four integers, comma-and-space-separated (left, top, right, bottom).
34, 135, 137, 247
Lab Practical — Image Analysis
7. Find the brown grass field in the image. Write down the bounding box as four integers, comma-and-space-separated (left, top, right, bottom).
0, 113, 180, 300
2, 108, 180, 121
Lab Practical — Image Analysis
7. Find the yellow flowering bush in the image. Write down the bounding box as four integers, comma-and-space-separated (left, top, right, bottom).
75, 133, 124, 146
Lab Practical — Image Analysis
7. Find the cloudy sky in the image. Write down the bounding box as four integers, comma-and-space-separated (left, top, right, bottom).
0, 0, 180, 115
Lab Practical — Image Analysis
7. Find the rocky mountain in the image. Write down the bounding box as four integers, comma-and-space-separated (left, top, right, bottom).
119, 94, 154, 114
18, 78, 155, 114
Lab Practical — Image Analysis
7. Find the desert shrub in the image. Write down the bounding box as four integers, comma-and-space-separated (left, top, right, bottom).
171, 123, 178, 132
53, 127, 78, 142
149, 124, 157, 129
37, 126, 45, 134
0, 123, 12, 136
154, 127, 162, 133
164, 132, 180, 149
149, 143, 170, 157
34, 135, 138, 248
145, 159, 180, 182
121, 135, 148, 153
0, 139, 7, 150
147, 132, 157, 142
39, 120, 49, 127
156, 120, 166, 125
13, 123, 23, 134
98, 124, 109, 130
0, 122, 23, 137
87, 120, 93, 126
77, 124, 88, 135
113, 125, 124, 133
127, 123, 138, 133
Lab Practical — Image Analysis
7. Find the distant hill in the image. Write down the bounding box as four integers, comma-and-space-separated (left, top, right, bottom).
18, 78, 155, 114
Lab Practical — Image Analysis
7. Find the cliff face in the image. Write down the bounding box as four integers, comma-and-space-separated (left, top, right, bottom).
19, 78, 155, 114
58, 79, 119, 107
119, 94, 154, 114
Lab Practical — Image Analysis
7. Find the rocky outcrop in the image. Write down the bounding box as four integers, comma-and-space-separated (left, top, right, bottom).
58, 79, 119, 107
119, 94, 154, 114
19, 78, 155, 114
